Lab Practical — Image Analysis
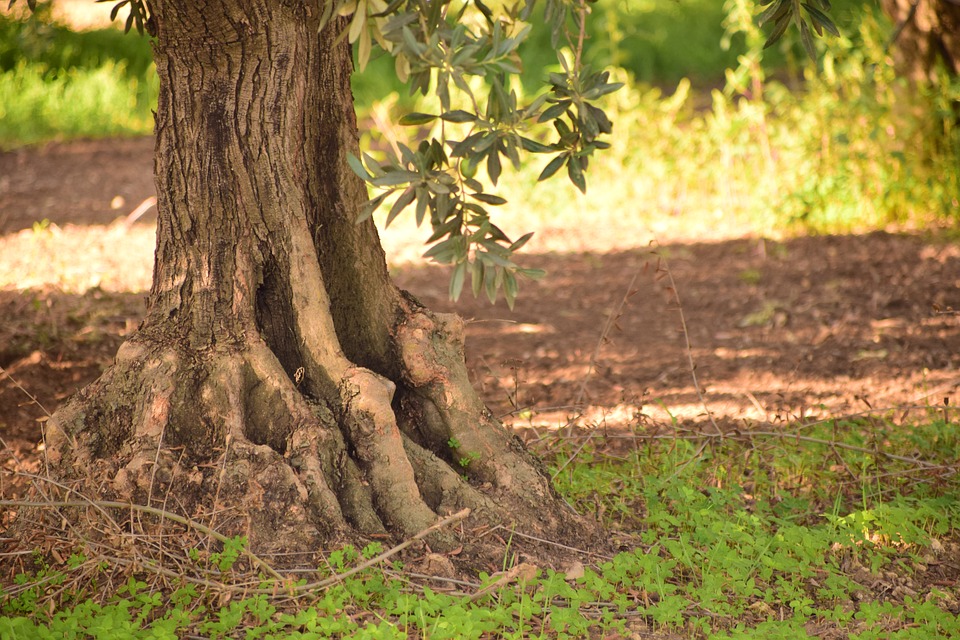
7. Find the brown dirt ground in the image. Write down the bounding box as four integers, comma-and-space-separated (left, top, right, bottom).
2, 136, 960, 476
1, 139, 960, 633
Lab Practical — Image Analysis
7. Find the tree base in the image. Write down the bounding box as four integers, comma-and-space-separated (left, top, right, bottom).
33, 304, 598, 571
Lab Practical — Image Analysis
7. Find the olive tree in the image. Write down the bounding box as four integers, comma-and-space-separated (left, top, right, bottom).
12, 0, 826, 561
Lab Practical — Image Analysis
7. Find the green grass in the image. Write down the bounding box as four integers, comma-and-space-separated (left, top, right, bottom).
0, 7, 158, 148
3, 1, 958, 231
3, 413, 959, 638
0, 5, 153, 77
0, 59, 157, 146
485, 6, 960, 237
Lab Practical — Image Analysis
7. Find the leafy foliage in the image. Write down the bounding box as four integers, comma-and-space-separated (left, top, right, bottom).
0, 9, 157, 149
757, 0, 838, 58
6, 0, 841, 305
329, 0, 622, 307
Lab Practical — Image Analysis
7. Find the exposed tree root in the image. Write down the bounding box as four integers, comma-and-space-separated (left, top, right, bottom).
10, 0, 602, 576
35, 302, 596, 569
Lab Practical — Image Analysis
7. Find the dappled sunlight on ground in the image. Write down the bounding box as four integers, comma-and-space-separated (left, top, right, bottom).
2, 137, 958, 463
0, 221, 154, 292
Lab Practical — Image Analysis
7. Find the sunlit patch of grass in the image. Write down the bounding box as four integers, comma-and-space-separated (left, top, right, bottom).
547, 414, 960, 635
0, 221, 154, 292
0, 60, 157, 148
0, 8, 157, 149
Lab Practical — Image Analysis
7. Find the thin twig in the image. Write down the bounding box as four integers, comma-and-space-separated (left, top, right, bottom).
0, 364, 55, 498
294, 508, 470, 593
479, 525, 613, 559
9, 473, 123, 534
574, 0, 588, 73
2, 499, 283, 581
122, 196, 157, 228
0, 364, 53, 418
655, 251, 722, 437
568, 269, 640, 432
554, 268, 643, 477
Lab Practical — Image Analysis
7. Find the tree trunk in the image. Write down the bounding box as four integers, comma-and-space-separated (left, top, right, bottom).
881, 0, 960, 81
39, 1, 593, 566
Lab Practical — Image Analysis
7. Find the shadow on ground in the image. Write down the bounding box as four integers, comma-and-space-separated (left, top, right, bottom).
3, 231, 958, 481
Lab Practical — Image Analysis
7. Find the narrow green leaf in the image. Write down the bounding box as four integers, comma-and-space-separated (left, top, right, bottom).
484, 265, 498, 303
400, 26, 424, 58
509, 232, 534, 252
520, 137, 554, 153
487, 150, 502, 185
538, 154, 566, 182
426, 180, 452, 195
479, 251, 515, 268
503, 270, 518, 310
539, 101, 570, 123
802, 3, 840, 36
347, 154, 372, 181
385, 186, 417, 227
584, 103, 613, 135
440, 110, 476, 123
473, 134, 497, 154
451, 132, 485, 157
362, 153, 385, 177
471, 260, 484, 298
763, 15, 792, 50
554, 118, 572, 140
423, 237, 460, 263
567, 157, 586, 194
475, 0, 494, 22
548, 72, 569, 88
757, 0, 788, 27
522, 93, 550, 119
356, 191, 391, 223
398, 112, 438, 126
800, 20, 817, 61
487, 224, 509, 243
463, 176, 483, 193
357, 24, 372, 71
471, 193, 507, 205
504, 139, 521, 170
348, 2, 366, 43
369, 171, 419, 187
414, 187, 428, 226
110, 1, 129, 22
518, 267, 546, 280
449, 262, 467, 301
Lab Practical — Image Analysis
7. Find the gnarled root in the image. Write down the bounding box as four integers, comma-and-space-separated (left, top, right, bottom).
37, 314, 594, 567
394, 300, 577, 537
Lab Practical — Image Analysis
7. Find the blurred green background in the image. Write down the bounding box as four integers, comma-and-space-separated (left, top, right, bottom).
1, 0, 957, 233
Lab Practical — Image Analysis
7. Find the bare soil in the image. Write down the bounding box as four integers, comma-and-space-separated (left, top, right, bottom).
1, 135, 959, 634
2, 137, 959, 475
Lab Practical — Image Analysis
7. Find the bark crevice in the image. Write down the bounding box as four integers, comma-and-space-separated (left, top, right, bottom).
20, 0, 602, 570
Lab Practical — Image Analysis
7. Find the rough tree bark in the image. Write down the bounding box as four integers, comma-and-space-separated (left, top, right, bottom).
40, 1, 593, 564
881, 0, 960, 81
